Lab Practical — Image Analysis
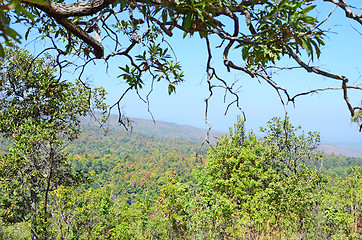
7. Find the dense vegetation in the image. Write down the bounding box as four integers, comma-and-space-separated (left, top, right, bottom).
1, 116, 361, 239
68, 125, 208, 200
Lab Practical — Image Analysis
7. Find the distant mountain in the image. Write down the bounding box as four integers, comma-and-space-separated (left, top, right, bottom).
85, 113, 362, 158
130, 118, 224, 143
318, 143, 362, 158
86, 114, 224, 144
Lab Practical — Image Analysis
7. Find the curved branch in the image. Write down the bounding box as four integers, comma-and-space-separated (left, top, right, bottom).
24, 0, 116, 17
56, 17, 104, 58
324, 0, 362, 25
287, 48, 348, 81
24, 0, 262, 18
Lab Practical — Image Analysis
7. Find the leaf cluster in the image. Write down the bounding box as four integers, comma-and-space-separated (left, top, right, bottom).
238, 0, 324, 67
118, 42, 184, 95
0, 45, 106, 238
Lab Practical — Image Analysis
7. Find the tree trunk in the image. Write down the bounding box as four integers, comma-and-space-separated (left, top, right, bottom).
31, 188, 38, 240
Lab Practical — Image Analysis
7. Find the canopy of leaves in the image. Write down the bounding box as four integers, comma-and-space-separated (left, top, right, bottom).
0, 45, 106, 239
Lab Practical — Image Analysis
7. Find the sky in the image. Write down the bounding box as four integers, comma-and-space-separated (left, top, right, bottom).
21, 1, 362, 150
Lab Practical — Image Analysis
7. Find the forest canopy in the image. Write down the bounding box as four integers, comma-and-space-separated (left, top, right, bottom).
2, 113, 361, 239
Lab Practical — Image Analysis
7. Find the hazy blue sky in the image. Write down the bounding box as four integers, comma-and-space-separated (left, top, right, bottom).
22, 2, 362, 149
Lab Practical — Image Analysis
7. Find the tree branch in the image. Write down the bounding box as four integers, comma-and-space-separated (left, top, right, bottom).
324, 0, 362, 25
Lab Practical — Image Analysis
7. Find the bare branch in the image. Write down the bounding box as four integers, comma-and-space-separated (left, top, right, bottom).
324, 0, 362, 25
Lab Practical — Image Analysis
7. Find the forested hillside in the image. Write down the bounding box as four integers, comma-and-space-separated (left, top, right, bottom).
83, 113, 224, 143
1, 117, 361, 239
67, 124, 208, 201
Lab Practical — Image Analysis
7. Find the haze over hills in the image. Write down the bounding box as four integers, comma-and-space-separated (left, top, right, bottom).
129, 118, 224, 143
318, 143, 362, 158
85, 113, 223, 143
86, 114, 362, 158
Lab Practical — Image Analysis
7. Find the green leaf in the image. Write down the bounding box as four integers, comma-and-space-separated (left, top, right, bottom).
300, 5, 316, 15
195, 8, 204, 22
162, 10, 167, 23
168, 9, 175, 21
302, 16, 316, 24
0, 44, 4, 58
315, 36, 325, 46
182, 13, 193, 29
301, 38, 312, 56
6, 28, 21, 42
310, 39, 320, 58
242, 45, 250, 60
168, 84, 175, 95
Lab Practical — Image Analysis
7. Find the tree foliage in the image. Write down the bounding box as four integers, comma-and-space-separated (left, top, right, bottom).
158, 117, 360, 239
199, 117, 323, 238
0, 45, 106, 239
